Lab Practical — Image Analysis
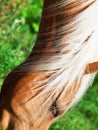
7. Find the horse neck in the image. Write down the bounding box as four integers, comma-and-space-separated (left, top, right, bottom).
0, 1, 98, 130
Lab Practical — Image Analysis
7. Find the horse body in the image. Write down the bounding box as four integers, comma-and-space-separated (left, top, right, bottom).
0, 0, 98, 130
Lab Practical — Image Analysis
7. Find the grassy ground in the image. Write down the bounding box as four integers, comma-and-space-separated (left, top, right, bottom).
0, 0, 98, 130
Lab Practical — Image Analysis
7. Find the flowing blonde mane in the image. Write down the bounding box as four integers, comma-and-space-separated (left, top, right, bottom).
14, 0, 98, 111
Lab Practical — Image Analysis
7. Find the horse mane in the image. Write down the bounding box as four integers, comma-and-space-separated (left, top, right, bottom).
13, 0, 98, 111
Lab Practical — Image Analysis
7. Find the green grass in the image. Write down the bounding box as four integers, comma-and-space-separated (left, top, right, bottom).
0, 0, 43, 86
0, 0, 98, 130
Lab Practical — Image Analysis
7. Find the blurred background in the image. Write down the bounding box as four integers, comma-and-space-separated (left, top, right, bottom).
0, 0, 98, 130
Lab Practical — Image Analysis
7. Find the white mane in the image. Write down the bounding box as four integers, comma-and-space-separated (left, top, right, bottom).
17, 0, 98, 110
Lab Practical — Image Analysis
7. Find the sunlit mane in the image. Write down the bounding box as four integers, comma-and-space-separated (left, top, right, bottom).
15, 0, 98, 110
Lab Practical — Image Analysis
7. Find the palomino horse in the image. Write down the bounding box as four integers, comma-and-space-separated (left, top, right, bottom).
0, 0, 98, 130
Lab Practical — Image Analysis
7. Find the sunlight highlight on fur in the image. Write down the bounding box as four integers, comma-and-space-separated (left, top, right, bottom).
16, 0, 98, 110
